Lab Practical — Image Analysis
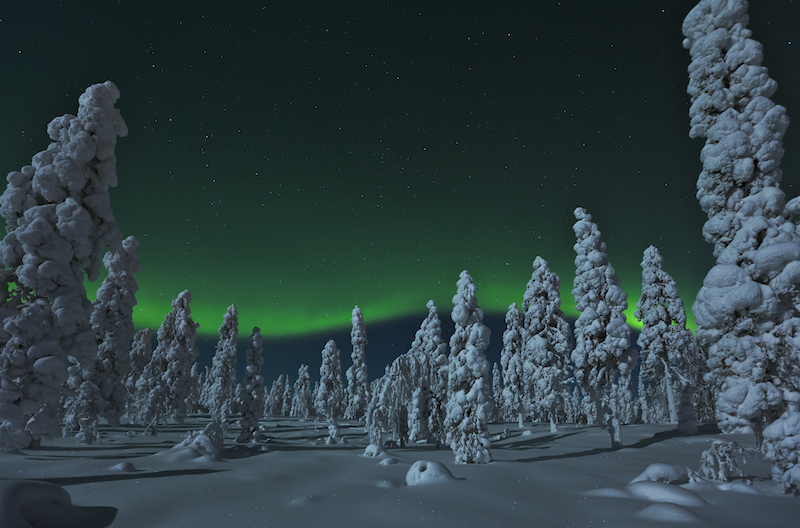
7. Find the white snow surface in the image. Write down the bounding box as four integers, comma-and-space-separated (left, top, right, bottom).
0, 418, 797, 527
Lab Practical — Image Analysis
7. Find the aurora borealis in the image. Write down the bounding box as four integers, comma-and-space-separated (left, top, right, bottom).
1, 1, 799, 344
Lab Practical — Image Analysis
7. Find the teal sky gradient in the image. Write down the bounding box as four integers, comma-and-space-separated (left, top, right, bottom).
3, 1, 800, 338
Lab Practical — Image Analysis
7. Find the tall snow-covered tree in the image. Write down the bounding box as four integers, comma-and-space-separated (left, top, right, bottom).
445, 270, 493, 464
133, 290, 198, 434
316, 339, 344, 443
572, 208, 633, 449
205, 304, 238, 428
635, 246, 699, 435
125, 328, 152, 418
411, 300, 449, 445
0, 81, 128, 450
683, 0, 800, 488
290, 364, 313, 418
88, 234, 141, 428
159, 290, 200, 425
236, 327, 264, 443
344, 305, 369, 421
523, 256, 573, 433
500, 302, 525, 426
265, 375, 285, 418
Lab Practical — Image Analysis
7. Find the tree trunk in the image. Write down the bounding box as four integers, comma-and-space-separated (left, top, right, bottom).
665, 374, 678, 424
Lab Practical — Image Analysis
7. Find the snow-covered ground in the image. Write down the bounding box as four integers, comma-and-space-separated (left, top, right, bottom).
0, 418, 795, 527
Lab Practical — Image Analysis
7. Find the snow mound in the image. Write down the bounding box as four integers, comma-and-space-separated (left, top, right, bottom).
716, 482, 761, 495
158, 421, 224, 463
405, 460, 456, 486
0, 480, 116, 528
626, 481, 708, 507
363, 443, 384, 457
108, 461, 137, 472
631, 463, 696, 485
636, 503, 708, 524
379, 457, 400, 466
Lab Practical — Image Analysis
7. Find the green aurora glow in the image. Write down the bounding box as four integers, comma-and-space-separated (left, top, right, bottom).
5, 1, 800, 338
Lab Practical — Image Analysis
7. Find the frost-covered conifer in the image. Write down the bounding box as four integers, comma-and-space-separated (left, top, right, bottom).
683, 1, 800, 475
290, 364, 312, 418
413, 300, 449, 445
491, 362, 504, 423
159, 291, 200, 425
131, 290, 179, 435
265, 375, 285, 418
0, 82, 128, 450
635, 246, 699, 435
125, 328, 152, 418
316, 340, 344, 443
524, 257, 573, 433
282, 376, 292, 417
571, 208, 632, 449
0, 300, 67, 450
88, 235, 141, 428
205, 304, 238, 428
445, 270, 493, 464
380, 354, 414, 445
344, 305, 369, 421
236, 327, 264, 443
500, 302, 526, 426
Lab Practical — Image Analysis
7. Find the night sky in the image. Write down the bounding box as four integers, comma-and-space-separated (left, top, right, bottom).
2, 2, 799, 372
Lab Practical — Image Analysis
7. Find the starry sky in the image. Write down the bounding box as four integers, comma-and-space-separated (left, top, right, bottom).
1, 1, 799, 355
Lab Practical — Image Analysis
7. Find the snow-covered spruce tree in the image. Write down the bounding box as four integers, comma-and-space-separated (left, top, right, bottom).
315, 339, 344, 443
523, 256, 573, 433
491, 362, 504, 423
635, 245, 699, 435
571, 208, 633, 449
88, 235, 141, 428
133, 293, 178, 434
265, 375, 285, 418
206, 304, 238, 428
445, 270, 493, 464
158, 290, 200, 426
290, 364, 313, 418
282, 376, 292, 417
236, 327, 264, 443
411, 300, 449, 445
683, 0, 800, 481
0, 81, 128, 450
344, 305, 369, 421
500, 302, 526, 426
124, 328, 152, 418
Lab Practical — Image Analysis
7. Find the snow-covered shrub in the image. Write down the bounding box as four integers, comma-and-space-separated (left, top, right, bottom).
405, 460, 456, 486
363, 443, 384, 457
698, 440, 759, 482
